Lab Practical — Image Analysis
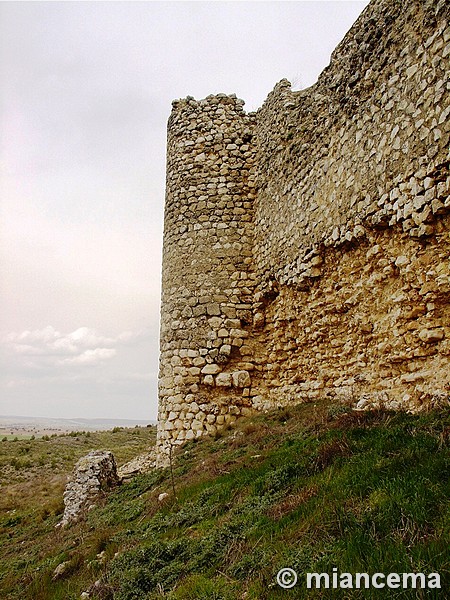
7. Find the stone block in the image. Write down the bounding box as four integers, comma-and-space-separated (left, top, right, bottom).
191, 420, 204, 432
206, 303, 221, 316
219, 344, 231, 356
431, 198, 446, 214
201, 363, 221, 375
230, 328, 248, 338
232, 370, 251, 388
418, 328, 445, 343
216, 373, 232, 387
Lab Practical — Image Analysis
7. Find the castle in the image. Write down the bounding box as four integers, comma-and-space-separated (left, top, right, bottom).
157, 0, 449, 455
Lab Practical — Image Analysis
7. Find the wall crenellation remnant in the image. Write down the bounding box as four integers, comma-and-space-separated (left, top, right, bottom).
158, 0, 449, 458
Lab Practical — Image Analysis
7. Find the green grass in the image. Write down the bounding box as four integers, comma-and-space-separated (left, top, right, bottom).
0, 404, 449, 599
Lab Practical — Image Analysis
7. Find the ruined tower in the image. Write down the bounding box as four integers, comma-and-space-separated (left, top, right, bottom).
158, 94, 259, 454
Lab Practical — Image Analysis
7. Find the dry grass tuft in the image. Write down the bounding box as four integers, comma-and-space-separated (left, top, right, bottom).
266, 485, 319, 520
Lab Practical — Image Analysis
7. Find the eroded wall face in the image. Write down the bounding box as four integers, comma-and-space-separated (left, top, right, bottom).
252, 0, 449, 411
158, 95, 259, 453
254, 228, 449, 411
159, 0, 449, 450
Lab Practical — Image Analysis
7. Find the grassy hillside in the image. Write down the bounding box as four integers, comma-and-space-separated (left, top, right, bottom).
1, 403, 449, 599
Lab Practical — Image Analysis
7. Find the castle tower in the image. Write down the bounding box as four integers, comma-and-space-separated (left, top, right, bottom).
158, 94, 258, 455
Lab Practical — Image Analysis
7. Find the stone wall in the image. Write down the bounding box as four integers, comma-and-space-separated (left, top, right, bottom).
251, 0, 450, 410
254, 0, 449, 286
158, 0, 449, 453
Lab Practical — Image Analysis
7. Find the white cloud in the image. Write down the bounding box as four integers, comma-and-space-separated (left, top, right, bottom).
51, 337, 79, 354
66, 327, 115, 348
3, 326, 139, 366
7, 326, 60, 344
59, 347, 116, 366
12, 343, 46, 356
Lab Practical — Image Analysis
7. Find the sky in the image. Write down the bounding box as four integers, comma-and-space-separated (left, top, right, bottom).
0, 0, 369, 422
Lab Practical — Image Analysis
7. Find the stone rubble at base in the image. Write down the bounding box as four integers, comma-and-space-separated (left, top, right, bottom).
118, 448, 158, 478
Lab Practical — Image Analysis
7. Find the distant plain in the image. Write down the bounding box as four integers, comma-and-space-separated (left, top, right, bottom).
0, 416, 155, 439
